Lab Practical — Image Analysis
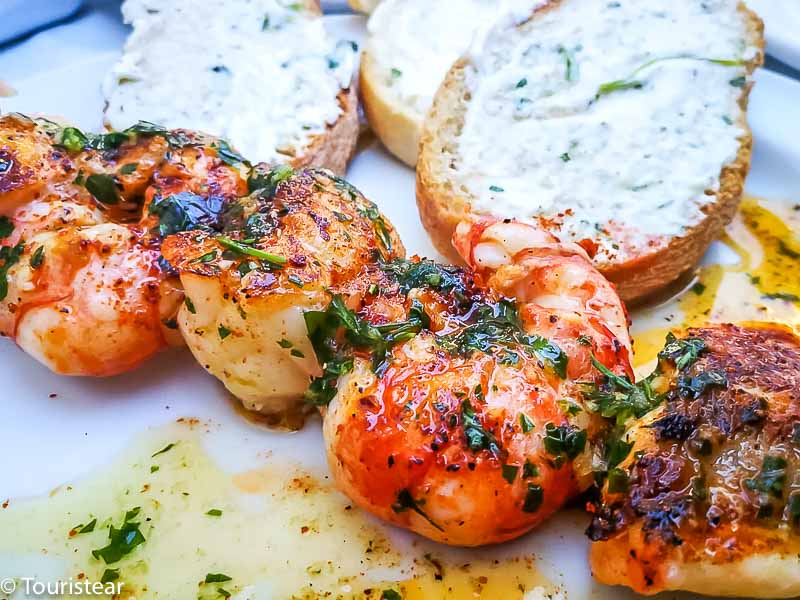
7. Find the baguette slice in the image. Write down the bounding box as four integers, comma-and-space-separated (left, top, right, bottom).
417, 0, 764, 303
588, 324, 800, 597
103, 0, 359, 174
360, 0, 519, 167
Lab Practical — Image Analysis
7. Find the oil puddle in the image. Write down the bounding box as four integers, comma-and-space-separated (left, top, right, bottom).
631, 196, 800, 373
0, 420, 559, 600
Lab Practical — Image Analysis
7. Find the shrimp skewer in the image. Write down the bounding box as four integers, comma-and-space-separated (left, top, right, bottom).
160, 167, 404, 424
0, 114, 244, 376
321, 218, 632, 546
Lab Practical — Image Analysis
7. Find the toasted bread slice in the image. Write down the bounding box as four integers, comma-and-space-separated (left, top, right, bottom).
588, 324, 800, 597
103, 0, 358, 174
417, 0, 764, 303
360, 0, 511, 167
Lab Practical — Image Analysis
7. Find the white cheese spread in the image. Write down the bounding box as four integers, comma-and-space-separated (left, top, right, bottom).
103, 0, 356, 164
367, 0, 540, 118
456, 0, 759, 262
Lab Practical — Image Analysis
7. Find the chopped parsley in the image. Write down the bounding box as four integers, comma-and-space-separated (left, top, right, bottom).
502, 464, 519, 484
391, 489, 443, 532
204, 573, 232, 584
522, 484, 543, 513
596, 55, 746, 100
214, 140, 249, 167
543, 423, 587, 461
677, 369, 727, 399
91, 507, 146, 564
0, 242, 24, 301
519, 412, 535, 433
85, 174, 120, 205
360, 205, 393, 253
206, 509, 223, 517
658, 333, 706, 370
746, 455, 787, 498
247, 163, 293, 195
461, 399, 502, 457
0, 216, 14, 238
100, 569, 120, 584
437, 300, 568, 378
71, 518, 97, 535
151, 442, 177, 457
489, 185, 505, 193
218, 325, 232, 339
381, 258, 468, 302
184, 296, 197, 314
217, 236, 287, 268
303, 295, 428, 405
148, 192, 225, 237
557, 45, 577, 82
278, 339, 293, 348
381, 590, 402, 600
581, 355, 661, 425
29, 245, 45, 268
606, 467, 629, 493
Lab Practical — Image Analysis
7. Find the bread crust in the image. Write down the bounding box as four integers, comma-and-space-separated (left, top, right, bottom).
416, 2, 765, 304
359, 49, 421, 168
292, 85, 359, 175
103, 0, 357, 175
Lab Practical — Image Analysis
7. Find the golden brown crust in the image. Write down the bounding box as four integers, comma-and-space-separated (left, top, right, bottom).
416, 2, 765, 303
359, 50, 421, 168
589, 323, 800, 597
293, 85, 360, 176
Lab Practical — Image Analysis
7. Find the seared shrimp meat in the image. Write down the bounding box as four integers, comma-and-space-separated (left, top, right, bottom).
160, 167, 403, 423
320, 219, 632, 545
0, 114, 244, 376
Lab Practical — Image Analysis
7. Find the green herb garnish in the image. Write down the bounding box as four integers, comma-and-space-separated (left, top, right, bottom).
152, 442, 177, 457
0, 242, 24, 301
217, 236, 287, 267
522, 484, 543, 513
437, 300, 568, 378
461, 399, 502, 457
29, 245, 45, 268
543, 423, 587, 461
85, 174, 120, 205
91, 507, 145, 564
391, 489, 443, 532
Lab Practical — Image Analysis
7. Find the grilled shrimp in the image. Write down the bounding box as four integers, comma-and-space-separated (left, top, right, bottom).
0, 114, 244, 376
321, 219, 631, 546
160, 168, 403, 423
588, 324, 800, 598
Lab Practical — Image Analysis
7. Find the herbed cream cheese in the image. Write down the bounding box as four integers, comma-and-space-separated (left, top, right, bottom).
103, 0, 356, 164
367, 0, 540, 118
456, 0, 759, 262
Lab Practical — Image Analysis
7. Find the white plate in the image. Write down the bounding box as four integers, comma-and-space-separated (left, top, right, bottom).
748, 0, 800, 72
0, 8, 798, 600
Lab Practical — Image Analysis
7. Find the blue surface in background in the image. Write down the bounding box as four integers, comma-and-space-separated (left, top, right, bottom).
0, 0, 84, 45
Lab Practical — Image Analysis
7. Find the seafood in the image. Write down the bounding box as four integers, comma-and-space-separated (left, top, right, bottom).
160, 167, 403, 421
319, 219, 632, 545
0, 114, 244, 376
588, 324, 800, 598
